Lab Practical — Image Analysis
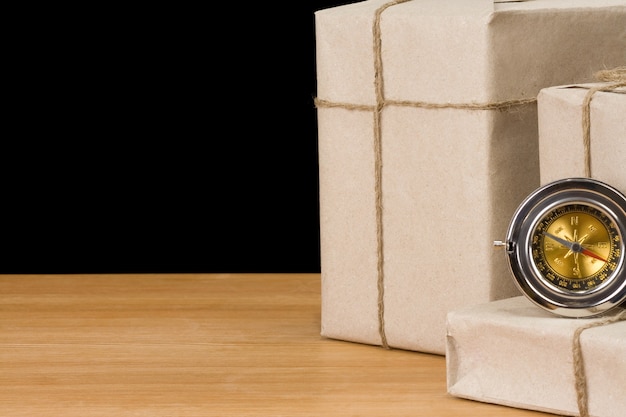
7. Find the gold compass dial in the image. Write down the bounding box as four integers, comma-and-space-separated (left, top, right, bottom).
531, 204, 621, 292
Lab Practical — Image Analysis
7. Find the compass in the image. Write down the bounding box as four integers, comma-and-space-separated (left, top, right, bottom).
496, 177, 626, 318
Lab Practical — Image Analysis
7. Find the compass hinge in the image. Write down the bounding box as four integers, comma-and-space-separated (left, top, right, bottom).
494, 240, 515, 253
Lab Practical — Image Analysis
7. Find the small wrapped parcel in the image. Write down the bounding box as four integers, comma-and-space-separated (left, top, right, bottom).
446, 296, 626, 417
538, 80, 626, 192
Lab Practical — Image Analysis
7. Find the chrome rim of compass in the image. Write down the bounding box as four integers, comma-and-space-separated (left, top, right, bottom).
504, 177, 626, 318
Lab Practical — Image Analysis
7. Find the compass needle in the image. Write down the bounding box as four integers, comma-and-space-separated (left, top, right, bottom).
580, 248, 608, 263
543, 232, 575, 250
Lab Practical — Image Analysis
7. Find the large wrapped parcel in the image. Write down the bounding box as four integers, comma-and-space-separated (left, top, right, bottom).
315, 0, 626, 354
446, 297, 626, 417
538, 82, 626, 192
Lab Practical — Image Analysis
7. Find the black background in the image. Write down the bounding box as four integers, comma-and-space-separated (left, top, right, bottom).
2, 2, 358, 273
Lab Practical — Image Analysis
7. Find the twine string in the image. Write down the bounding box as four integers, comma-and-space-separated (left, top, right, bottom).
581, 66, 626, 177
595, 66, 626, 83
372, 0, 413, 350
572, 310, 626, 417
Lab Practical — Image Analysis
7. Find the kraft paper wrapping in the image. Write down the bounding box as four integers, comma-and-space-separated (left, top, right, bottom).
316, 0, 626, 355
538, 83, 626, 193
446, 296, 626, 417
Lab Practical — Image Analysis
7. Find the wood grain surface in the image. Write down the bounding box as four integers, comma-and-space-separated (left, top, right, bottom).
0, 273, 553, 416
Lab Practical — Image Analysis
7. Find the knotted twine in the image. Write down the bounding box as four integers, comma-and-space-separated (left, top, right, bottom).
314, 0, 535, 350
572, 66, 626, 417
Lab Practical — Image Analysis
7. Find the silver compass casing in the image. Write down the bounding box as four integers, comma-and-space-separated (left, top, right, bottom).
503, 177, 626, 318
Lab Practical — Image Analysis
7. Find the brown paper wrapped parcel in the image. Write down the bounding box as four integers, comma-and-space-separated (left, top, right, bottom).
446, 296, 626, 417
315, 0, 626, 354
538, 83, 626, 193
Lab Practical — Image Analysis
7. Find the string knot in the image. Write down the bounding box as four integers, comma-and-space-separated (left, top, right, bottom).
594, 66, 626, 83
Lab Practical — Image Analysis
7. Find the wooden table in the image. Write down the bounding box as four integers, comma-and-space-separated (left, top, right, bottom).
0, 273, 553, 416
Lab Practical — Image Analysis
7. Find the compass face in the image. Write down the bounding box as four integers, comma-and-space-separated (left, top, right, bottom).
532, 204, 620, 292
504, 178, 626, 317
